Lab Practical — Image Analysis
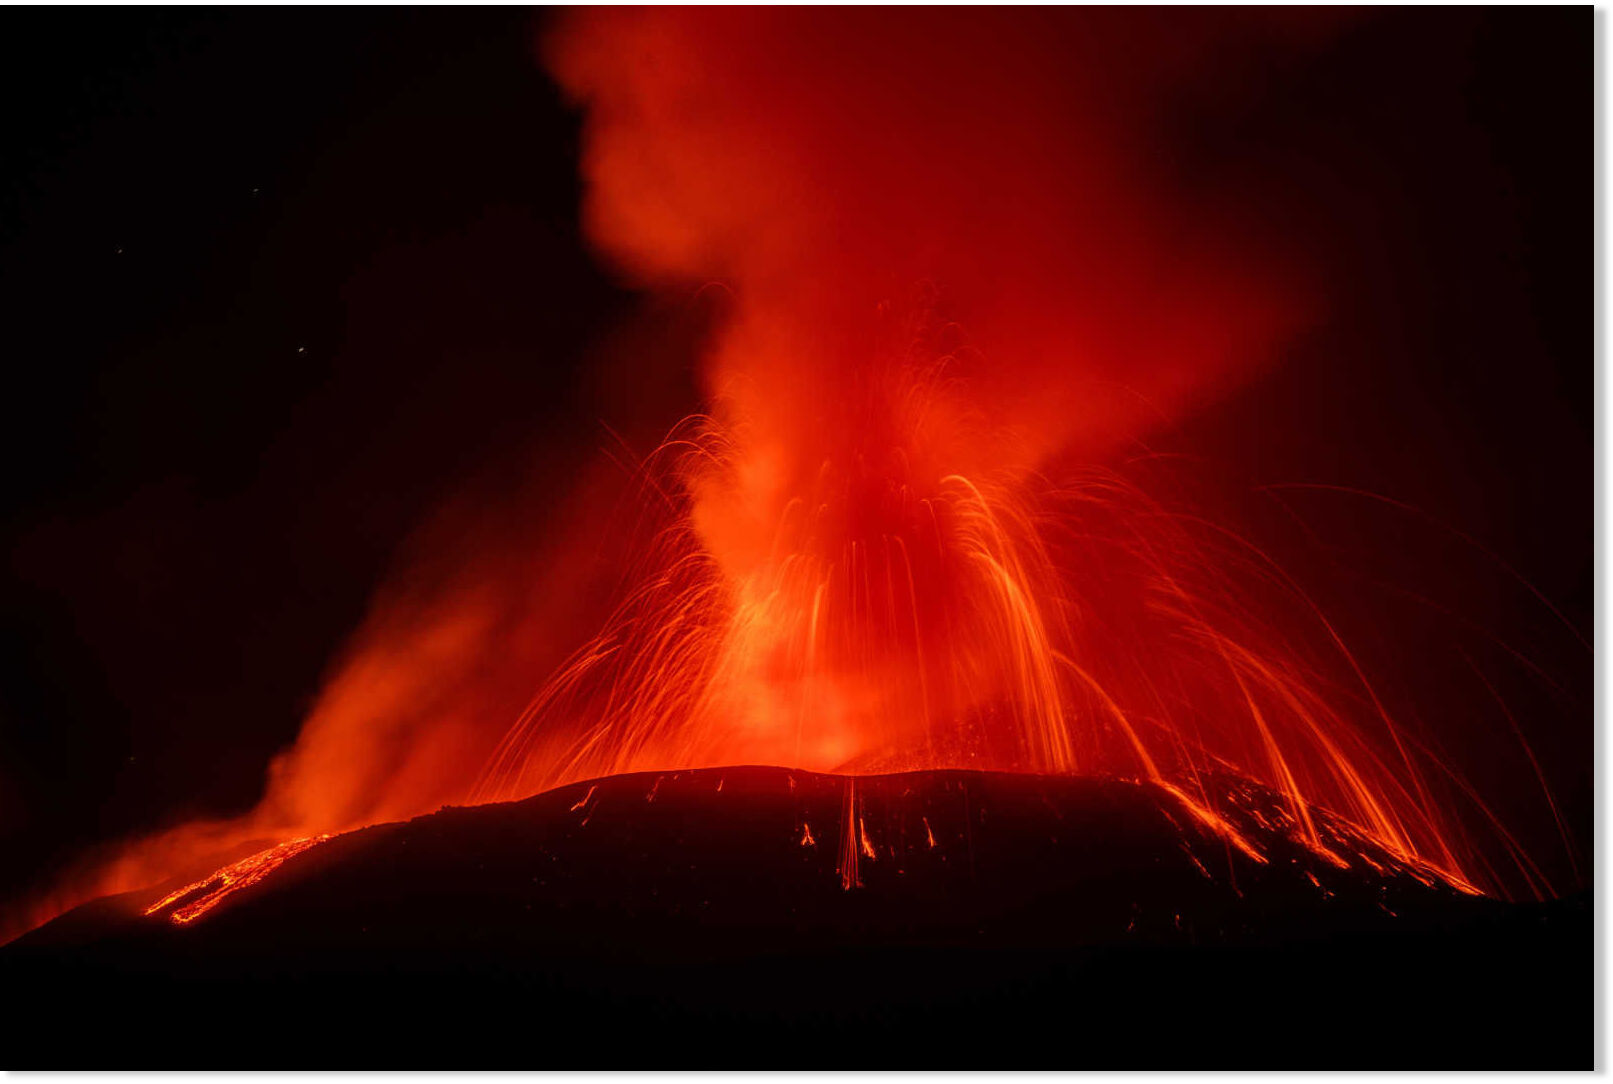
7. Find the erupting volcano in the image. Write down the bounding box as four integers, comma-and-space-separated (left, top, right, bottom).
0, 7, 1587, 1067
469, 333, 1488, 895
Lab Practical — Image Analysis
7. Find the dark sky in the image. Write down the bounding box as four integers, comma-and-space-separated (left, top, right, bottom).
0, 9, 645, 901
0, 8, 1590, 906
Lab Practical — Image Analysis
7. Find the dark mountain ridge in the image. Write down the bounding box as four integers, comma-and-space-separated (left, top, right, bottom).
3, 766, 1586, 1066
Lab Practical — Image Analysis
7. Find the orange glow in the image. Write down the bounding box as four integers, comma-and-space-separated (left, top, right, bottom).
839, 779, 862, 892
144, 836, 330, 926
2, 9, 1566, 944
463, 8, 1505, 897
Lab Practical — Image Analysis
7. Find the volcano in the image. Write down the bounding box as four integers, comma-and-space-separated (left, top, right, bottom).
1, 766, 1584, 1067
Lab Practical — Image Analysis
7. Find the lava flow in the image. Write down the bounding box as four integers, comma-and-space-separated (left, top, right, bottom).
2, 9, 1577, 944
144, 835, 331, 926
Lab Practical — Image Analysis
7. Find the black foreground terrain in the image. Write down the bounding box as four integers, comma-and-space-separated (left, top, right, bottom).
2, 767, 1587, 1066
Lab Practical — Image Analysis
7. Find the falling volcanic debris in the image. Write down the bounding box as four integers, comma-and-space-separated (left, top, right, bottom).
0, 6, 1583, 999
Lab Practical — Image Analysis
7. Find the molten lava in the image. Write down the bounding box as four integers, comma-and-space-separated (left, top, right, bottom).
144, 835, 331, 926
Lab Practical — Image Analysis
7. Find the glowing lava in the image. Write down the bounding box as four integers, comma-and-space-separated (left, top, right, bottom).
144, 836, 331, 925
468, 357, 1487, 898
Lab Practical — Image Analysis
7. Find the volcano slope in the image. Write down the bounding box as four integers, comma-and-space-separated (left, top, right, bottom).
2, 767, 1586, 1066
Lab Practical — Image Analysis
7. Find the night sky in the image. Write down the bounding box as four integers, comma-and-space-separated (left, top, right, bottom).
0, 9, 1589, 910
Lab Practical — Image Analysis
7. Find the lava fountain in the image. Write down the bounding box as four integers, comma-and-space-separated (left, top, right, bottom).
470, 302, 1480, 894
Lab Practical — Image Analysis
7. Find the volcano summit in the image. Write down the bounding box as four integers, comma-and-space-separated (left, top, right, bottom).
2, 766, 1583, 1066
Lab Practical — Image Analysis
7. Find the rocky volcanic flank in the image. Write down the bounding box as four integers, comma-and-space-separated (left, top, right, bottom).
3, 767, 1585, 1066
